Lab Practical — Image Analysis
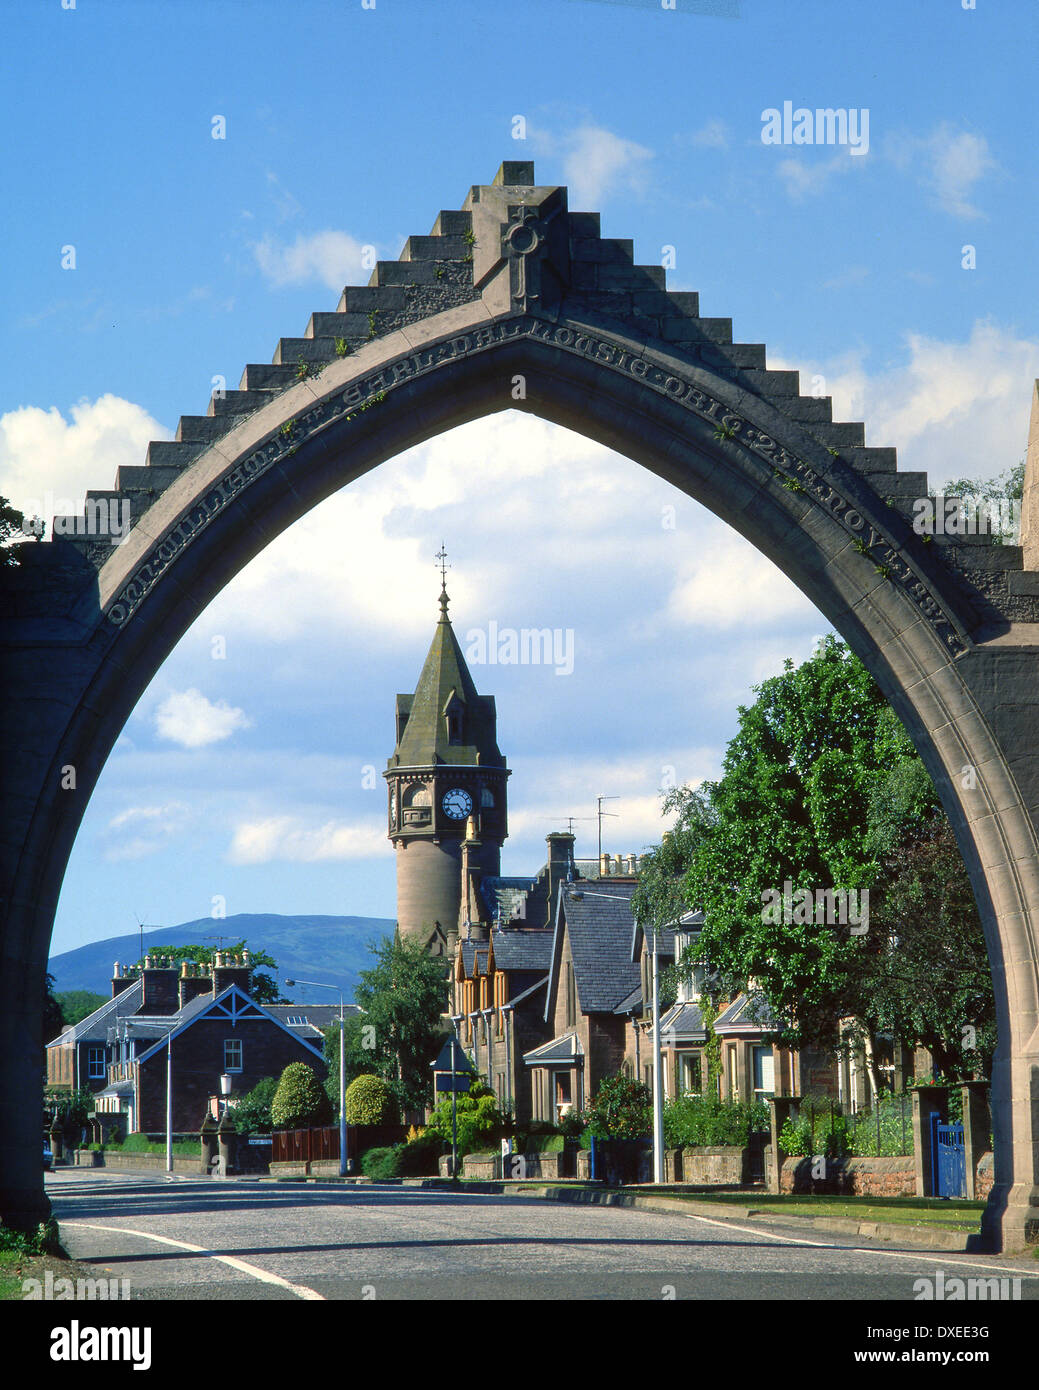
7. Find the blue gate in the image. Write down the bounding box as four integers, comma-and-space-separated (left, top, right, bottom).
930, 1113, 967, 1198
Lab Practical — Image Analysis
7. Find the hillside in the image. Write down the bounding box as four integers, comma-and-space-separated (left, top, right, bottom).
47, 913, 396, 1004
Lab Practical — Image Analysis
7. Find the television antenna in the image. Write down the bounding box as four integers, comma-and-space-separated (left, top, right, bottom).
596, 795, 620, 862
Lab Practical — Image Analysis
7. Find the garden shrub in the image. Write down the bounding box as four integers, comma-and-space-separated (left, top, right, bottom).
396, 1132, 443, 1176
271, 1062, 331, 1129
345, 1073, 399, 1125
233, 1077, 278, 1135
360, 1146, 401, 1179
662, 1095, 769, 1149
585, 1076, 651, 1139
426, 1080, 503, 1155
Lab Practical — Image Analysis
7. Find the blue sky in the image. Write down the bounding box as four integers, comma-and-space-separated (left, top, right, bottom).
4, 0, 1037, 955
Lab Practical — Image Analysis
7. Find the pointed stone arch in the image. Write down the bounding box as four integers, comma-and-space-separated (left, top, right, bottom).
4, 161, 1039, 1248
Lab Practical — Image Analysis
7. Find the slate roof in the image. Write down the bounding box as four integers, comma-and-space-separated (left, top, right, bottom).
659, 1001, 707, 1041
460, 927, 554, 976
549, 880, 640, 1016
266, 1003, 361, 1039
614, 984, 643, 1015
481, 875, 535, 923
389, 594, 504, 769
713, 992, 776, 1036
523, 1032, 584, 1066
46, 979, 145, 1046
630, 909, 703, 964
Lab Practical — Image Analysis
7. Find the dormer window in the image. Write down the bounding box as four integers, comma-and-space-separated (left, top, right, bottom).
446, 701, 464, 745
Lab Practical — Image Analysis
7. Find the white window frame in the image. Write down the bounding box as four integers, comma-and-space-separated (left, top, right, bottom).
87, 1045, 106, 1080
223, 1039, 243, 1073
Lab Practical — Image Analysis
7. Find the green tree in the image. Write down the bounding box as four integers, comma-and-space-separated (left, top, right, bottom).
0, 495, 29, 565
585, 1075, 652, 1140
425, 1079, 502, 1154
321, 1014, 380, 1115
325, 936, 449, 1114
55, 991, 108, 1027
940, 459, 1024, 545
642, 637, 994, 1082
270, 1063, 331, 1129
232, 1076, 278, 1136
344, 1073, 399, 1125
42, 973, 64, 1053
130, 941, 284, 1004
863, 816, 996, 1077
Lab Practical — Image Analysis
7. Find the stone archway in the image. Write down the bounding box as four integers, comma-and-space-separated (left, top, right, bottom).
4, 161, 1039, 1249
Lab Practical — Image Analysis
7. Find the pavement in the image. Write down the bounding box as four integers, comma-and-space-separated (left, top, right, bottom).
43, 1168, 1039, 1302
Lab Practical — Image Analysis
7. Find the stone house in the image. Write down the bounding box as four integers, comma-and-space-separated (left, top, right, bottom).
525, 876, 641, 1123
46, 952, 335, 1134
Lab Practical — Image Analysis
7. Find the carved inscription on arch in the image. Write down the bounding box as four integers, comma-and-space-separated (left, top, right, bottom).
105, 315, 969, 656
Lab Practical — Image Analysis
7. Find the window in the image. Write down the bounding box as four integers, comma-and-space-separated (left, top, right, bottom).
224, 1039, 242, 1072
753, 1045, 774, 1099
285, 1015, 307, 1026
565, 962, 576, 1028
679, 1052, 702, 1095
87, 1046, 106, 1080
447, 706, 464, 744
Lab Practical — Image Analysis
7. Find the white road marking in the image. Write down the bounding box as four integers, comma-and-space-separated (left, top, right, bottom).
679, 1209, 1039, 1277
60, 1220, 325, 1300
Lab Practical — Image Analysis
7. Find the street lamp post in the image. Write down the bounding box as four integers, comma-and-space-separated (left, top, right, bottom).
285, 978, 348, 1178
651, 927, 664, 1183
166, 1029, 173, 1174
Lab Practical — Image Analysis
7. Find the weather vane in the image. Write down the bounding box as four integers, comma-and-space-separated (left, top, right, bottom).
436, 542, 451, 616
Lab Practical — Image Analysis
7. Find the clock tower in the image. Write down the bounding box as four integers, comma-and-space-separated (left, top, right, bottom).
385, 571, 510, 955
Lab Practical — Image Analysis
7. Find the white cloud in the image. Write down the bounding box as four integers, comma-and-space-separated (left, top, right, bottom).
0, 394, 169, 530
687, 118, 731, 150
886, 122, 997, 219
530, 122, 654, 208
252, 230, 372, 291
775, 152, 857, 200
665, 528, 816, 630
227, 815, 390, 864
154, 689, 251, 749
103, 802, 194, 862
773, 319, 1039, 486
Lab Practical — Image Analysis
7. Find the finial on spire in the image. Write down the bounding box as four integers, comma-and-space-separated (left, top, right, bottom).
435, 542, 451, 618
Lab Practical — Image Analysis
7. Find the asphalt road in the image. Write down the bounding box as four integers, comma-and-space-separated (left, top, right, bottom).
44, 1169, 1039, 1303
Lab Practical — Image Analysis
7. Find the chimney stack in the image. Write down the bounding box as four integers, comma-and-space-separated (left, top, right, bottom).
141, 955, 179, 1014
178, 959, 213, 1009
110, 962, 136, 1000
212, 951, 252, 996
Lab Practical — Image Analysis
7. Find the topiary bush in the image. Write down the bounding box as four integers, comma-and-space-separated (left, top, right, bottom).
345, 1073, 399, 1126
271, 1062, 331, 1129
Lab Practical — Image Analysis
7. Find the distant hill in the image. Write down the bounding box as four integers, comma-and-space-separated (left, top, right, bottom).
48, 913, 396, 1004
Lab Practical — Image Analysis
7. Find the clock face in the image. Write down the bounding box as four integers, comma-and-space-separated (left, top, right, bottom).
441, 787, 473, 820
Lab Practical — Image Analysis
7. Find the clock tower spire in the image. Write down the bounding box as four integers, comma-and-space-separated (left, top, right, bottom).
385, 552, 510, 955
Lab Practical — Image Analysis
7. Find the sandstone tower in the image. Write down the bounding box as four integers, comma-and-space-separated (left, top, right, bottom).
385, 576, 510, 955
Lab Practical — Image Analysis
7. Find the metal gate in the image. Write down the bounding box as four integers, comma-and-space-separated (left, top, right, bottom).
930, 1113, 967, 1198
